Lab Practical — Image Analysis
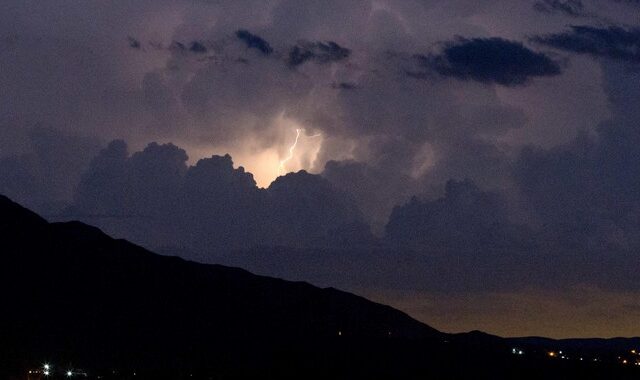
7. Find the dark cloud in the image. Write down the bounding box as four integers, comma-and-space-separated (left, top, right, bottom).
322, 159, 416, 232
508, 62, 640, 291
69, 141, 370, 253
533, 0, 585, 17
70, 141, 188, 246
127, 36, 141, 49
533, 25, 640, 63
288, 41, 350, 67
189, 41, 207, 53
378, 179, 543, 292
420, 37, 562, 86
379, 176, 640, 293
331, 81, 357, 90
235, 29, 273, 55
514, 125, 640, 251
0, 128, 102, 213
177, 153, 266, 251
385, 179, 517, 250
126, 38, 208, 55
163, 40, 210, 55
0, 155, 38, 208
268, 170, 373, 247
170, 41, 187, 52
71, 139, 130, 215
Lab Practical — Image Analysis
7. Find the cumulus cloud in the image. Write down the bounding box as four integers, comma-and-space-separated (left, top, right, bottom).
385, 179, 514, 249
322, 159, 417, 232
69, 141, 371, 253
417, 37, 562, 86
514, 120, 640, 251
268, 170, 372, 246
533, 25, 640, 63
505, 61, 640, 293
235, 29, 273, 55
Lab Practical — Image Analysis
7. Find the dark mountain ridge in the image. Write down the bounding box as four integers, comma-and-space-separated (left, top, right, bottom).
2, 194, 639, 379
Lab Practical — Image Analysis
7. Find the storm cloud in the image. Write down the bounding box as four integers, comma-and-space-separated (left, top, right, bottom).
1, 0, 640, 337
420, 37, 562, 86
69, 141, 371, 254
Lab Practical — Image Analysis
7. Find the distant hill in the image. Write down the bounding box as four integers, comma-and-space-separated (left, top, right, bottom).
508, 336, 640, 359
1, 194, 639, 379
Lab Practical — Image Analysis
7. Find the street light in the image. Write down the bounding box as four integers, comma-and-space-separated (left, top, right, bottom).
43, 363, 51, 376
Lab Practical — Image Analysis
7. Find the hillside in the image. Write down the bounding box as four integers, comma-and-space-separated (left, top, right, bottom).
2, 194, 639, 379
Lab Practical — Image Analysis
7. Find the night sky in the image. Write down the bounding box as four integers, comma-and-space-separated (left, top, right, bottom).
1, 0, 639, 338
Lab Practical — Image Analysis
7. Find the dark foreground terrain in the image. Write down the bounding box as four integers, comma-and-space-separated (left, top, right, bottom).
1, 195, 638, 379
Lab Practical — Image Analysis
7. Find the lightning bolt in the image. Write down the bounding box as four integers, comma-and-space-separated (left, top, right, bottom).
278, 128, 321, 175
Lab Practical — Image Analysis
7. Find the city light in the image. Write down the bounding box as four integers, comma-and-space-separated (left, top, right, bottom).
67, 370, 73, 377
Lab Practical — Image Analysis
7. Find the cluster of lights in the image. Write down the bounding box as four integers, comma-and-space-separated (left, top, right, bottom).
619, 350, 640, 366
547, 350, 572, 360
38, 363, 76, 377
632, 349, 640, 366
548, 351, 603, 362
32, 350, 640, 377
547, 349, 640, 366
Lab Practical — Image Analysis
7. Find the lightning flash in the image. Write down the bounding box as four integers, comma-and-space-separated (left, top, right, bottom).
278, 128, 321, 175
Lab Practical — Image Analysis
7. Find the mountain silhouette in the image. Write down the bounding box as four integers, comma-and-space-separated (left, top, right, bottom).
1, 194, 639, 379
